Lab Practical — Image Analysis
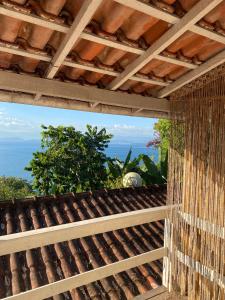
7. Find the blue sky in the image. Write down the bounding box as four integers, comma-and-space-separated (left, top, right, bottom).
0, 102, 157, 143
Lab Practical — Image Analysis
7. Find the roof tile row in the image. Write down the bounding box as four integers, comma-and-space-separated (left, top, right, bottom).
0, 0, 225, 96
0, 185, 166, 300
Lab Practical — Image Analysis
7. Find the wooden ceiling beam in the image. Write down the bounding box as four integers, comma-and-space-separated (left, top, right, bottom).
0, 43, 168, 87
81, 33, 197, 69
114, 0, 225, 44
0, 91, 169, 119
0, 71, 170, 113
35, 0, 103, 101
45, 0, 103, 79
0, 4, 69, 33
0, 34, 197, 71
157, 48, 225, 98
1, 1, 225, 46
0, 2, 221, 75
114, 0, 178, 24
107, 0, 224, 90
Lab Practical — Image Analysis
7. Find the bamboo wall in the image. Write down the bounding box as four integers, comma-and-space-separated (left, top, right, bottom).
167, 67, 225, 300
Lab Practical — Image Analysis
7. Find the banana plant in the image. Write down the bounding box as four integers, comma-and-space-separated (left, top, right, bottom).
107, 148, 140, 180
138, 153, 167, 185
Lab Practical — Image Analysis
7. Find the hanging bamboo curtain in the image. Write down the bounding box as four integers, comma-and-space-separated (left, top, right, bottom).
167, 65, 225, 300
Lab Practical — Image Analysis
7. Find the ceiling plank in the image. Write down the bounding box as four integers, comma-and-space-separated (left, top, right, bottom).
108, 0, 224, 90
45, 0, 103, 79
157, 48, 225, 98
0, 71, 169, 113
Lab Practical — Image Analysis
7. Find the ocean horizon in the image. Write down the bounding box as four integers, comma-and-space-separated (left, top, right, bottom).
0, 139, 158, 180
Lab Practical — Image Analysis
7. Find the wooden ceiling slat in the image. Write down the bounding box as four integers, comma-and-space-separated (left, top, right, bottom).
114, 0, 225, 45
157, 48, 225, 97
0, 0, 224, 98
81, 32, 197, 69
107, 0, 224, 90
45, 0, 103, 79
114, 0, 178, 24
0, 4, 68, 33
0, 0, 224, 113
0, 43, 168, 86
34, 0, 103, 101
0, 2, 224, 62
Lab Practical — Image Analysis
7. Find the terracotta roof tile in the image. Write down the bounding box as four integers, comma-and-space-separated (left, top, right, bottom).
1, 0, 225, 97
0, 185, 166, 299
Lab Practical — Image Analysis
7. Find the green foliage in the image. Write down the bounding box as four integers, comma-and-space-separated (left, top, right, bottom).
0, 176, 33, 201
106, 148, 167, 189
138, 154, 166, 184
25, 121, 170, 194
153, 119, 171, 161
26, 125, 112, 194
107, 148, 140, 178
153, 119, 171, 179
106, 148, 141, 188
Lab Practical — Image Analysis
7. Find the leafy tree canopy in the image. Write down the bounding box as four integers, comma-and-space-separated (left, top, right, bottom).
0, 176, 33, 202
153, 119, 171, 160
26, 125, 112, 194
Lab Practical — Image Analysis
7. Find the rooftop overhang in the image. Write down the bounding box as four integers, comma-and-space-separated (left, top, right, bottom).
0, 0, 225, 117
0, 71, 169, 118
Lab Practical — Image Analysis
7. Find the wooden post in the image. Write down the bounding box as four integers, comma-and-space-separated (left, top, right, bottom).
163, 218, 173, 292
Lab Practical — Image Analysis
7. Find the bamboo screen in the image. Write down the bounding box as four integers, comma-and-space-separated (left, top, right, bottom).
167, 67, 225, 300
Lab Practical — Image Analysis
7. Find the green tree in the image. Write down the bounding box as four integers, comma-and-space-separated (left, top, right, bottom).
149, 119, 171, 180
0, 176, 33, 202
153, 119, 171, 161
26, 125, 112, 194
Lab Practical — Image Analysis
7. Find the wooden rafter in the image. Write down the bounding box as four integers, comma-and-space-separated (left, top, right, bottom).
0, 40, 196, 79
35, 0, 103, 101
45, 0, 103, 79
108, 0, 224, 90
2, 1, 225, 47
114, 0, 179, 24
0, 71, 169, 113
0, 4, 68, 33
114, 0, 225, 44
0, 0, 224, 106
157, 48, 225, 98
0, 43, 168, 87
81, 33, 197, 69
0, 2, 224, 68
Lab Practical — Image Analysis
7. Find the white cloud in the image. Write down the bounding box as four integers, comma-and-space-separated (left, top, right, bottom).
0, 107, 155, 143
0, 111, 40, 139
112, 124, 136, 130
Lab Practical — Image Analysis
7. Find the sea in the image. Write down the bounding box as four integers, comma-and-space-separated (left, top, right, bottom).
0, 140, 158, 181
